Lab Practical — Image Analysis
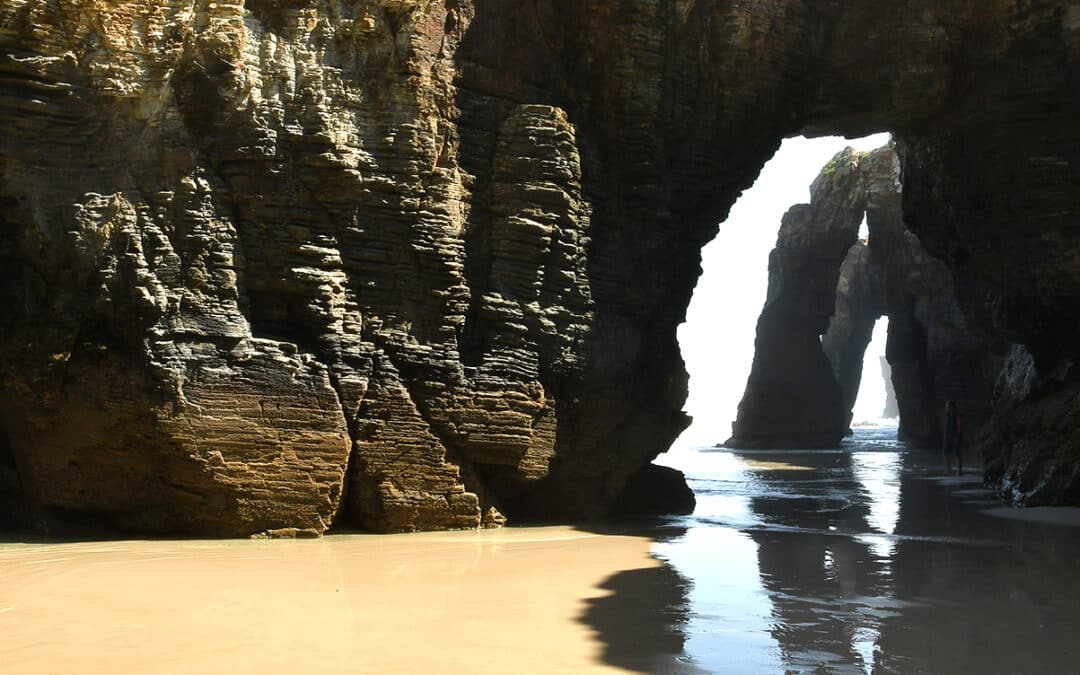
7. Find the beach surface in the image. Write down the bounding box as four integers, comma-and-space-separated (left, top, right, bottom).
1, 527, 683, 674
6, 424, 1080, 673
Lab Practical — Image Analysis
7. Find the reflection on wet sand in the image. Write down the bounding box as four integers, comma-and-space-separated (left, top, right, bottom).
875, 454, 1080, 674
662, 432, 1080, 673
0, 528, 673, 674
7, 429, 1080, 674
740, 450, 893, 672
580, 547, 695, 674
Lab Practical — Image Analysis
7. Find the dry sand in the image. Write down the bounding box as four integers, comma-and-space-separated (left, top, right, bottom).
0, 527, 664, 674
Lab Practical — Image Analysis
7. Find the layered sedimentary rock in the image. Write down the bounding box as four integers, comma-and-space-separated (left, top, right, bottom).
2, 1, 1080, 534
0, 1, 583, 535
731, 146, 996, 450
981, 345, 1080, 505
832, 147, 996, 448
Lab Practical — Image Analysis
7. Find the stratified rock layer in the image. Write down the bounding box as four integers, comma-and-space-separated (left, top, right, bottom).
2, 1, 1080, 534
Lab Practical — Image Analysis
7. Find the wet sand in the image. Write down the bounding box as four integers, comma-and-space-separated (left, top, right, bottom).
0, 528, 679, 674
7, 425, 1080, 674
659, 426, 1080, 673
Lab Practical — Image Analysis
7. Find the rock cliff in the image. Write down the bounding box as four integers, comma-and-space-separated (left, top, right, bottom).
2, 1, 1079, 534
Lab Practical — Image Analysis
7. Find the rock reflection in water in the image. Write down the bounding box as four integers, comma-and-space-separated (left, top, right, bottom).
579, 548, 696, 673
874, 452, 1080, 674
660, 426, 1080, 673
740, 449, 895, 672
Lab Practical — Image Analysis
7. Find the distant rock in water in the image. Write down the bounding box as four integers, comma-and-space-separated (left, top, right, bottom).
726, 148, 864, 449
881, 357, 899, 419
729, 146, 994, 450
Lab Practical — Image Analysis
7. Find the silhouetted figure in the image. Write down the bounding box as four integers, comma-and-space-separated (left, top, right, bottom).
943, 400, 962, 475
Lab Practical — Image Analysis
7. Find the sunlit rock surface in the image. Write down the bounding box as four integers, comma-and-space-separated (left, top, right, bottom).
2, 1, 1080, 534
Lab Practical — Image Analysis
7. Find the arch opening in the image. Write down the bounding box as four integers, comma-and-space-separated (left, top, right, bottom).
850, 317, 892, 426
702, 135, 992, 452
674, 134, 889, 452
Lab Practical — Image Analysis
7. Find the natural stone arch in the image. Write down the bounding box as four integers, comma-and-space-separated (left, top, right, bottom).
728, 145, 995, 450
0, 1, 1078, 536
457, 0, 1080, 505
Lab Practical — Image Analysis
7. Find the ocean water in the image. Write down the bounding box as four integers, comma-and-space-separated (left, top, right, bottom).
649, 421, 1080, 674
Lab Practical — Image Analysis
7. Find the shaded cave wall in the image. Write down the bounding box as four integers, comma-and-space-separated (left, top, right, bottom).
1, 1, 1078, 535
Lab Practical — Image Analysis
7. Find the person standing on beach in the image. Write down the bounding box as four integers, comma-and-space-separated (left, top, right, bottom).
943, 400, 962, 475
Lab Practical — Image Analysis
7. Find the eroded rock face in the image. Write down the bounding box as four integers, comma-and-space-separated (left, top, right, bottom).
824, 243, 885, 429
981, 345, 1080, 505
0, 1, 570, 535
850, 147, 995, 449
2, 0, 1080, 534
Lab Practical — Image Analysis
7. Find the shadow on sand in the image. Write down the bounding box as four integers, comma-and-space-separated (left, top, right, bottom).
576, 521, 703, 674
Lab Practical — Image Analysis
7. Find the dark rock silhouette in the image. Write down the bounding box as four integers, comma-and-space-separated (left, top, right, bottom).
579, 561, 694, 673
728, 149, 866, 448
730, 147, 995, 450
611, 464, 696, 517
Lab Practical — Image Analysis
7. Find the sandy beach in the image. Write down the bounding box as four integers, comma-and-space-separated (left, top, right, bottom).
7, 424, 1080, 674
0, 527, 682, 674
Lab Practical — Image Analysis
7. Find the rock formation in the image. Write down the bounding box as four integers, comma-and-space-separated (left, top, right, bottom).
824, 242, 885, 429
727, 149, 866, 448
880, 358, 899, 419
731, 146, 996, 450
2, 1, 1079, 534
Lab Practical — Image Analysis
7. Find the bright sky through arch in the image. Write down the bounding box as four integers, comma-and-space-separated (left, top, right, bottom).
675, 133, 892, 450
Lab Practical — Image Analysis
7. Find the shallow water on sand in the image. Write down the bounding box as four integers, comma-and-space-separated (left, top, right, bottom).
656, 424, 1080, 673
4, 424, 1080, 673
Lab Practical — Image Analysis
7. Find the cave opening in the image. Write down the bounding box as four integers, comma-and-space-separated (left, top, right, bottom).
674, 133, 891, 452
